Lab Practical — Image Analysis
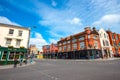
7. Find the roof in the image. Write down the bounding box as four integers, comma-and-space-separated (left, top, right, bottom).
0, 23, 30, 30
59, 31, 85, 42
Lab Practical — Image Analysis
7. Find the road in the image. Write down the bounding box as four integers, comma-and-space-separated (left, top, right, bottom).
0, 59, 120, 80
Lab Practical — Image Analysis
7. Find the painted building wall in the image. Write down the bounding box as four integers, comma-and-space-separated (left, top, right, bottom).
0, 23, 30, 48
98, 28, 113, 58
29, 45, 38, 54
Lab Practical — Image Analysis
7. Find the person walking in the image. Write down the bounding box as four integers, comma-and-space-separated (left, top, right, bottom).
14, 58, 18, 68
19, 59, 22, 66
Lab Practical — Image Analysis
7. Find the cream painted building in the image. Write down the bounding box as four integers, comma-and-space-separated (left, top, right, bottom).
0, 23, 30, 48
98, 28, 113, 58
0, 23, 30, 62
29, 45, 38, 54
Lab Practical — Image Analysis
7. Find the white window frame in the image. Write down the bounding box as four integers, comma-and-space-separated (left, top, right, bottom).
16, 39, 21, 47
6, 38, 12, 46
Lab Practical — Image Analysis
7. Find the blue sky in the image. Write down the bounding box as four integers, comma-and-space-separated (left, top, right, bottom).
0, 0, 120, 51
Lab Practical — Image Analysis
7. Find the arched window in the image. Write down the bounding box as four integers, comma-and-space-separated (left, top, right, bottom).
104, 33, 106, 38
103, 40, 105, 46
106, 40, 109, 46
94, 35, 97, 39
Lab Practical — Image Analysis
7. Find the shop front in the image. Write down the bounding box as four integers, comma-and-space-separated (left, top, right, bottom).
0, 47, 27, 65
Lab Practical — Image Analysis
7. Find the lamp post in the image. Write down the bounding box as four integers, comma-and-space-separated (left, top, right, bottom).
26, 26, 36, 63
27, 26, 37, 48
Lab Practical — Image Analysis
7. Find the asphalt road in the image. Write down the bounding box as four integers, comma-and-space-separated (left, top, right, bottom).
0, 59, 120, 80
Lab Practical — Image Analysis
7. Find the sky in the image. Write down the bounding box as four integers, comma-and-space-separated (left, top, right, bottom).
0, 0, 120, 51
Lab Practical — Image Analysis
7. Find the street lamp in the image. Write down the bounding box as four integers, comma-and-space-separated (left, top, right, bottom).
27, 26, 37, 49
26, 26, 37, 62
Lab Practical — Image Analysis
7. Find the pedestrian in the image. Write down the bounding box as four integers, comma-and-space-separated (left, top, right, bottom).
24, 58, 28, 65
14, 58, 18, 68
19, 59, 22, 66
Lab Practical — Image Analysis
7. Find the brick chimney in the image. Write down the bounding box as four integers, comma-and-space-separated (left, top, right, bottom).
84, 27, 91, 34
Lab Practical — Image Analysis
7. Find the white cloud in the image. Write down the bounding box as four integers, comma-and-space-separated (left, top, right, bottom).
30, 32, 48, 51
92, 14, 120, 32
91, 0, 120, 14
0, 16, 20, 26
93, 14, 120, 25
38, 5, 83, 38
51, 0, 57, 7
49, 38, 58, 44
67, 17, 82, 25
4, 0, 120, 41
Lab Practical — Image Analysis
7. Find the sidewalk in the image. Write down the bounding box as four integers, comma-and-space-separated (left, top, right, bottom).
0, 61, 35, 70
87, 57, 120, 61
40, 57, 120, 61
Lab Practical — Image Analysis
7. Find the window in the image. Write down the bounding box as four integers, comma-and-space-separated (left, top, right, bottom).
88, 35, 90, 38
106, 40, 109, 46
67, 41, 70, 44
114, 41, 116, 46
9, 52, 15, 59
118, 42, 120, 46
14, 52, 19, 59
59, 47, 62, 52
79, 36, 84, 40
18, 30, 23, 36
6, 38, 12, 46
73, 43, 77, 50
72, 38, 77, 43
2, 51, 7, 60
94, 35, 97, 39
16, 39, 21, 47
59, 43, 62, 46
67, 45, 70, 51
104, 33, 106, 38
63, 46, 66, 51
9, 29, 14, 34
116, 36, 118, 40
103, 40, 105, 46
63, 42, 66, 45
80, 42, 84, 49
94, 41, 98, 49
112, 34, 114, 39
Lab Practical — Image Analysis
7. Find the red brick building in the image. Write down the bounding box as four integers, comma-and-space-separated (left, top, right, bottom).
106, 30, 120, 57
42, 45, 50, 54
57, 27, 101, 59
42, 43, 58, 58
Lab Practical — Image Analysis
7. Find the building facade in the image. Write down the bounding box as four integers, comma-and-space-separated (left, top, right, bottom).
106, 30, 120, 57
57, 27, 101, 59
98, 28, 113, 58
0, 23, 30, 64
42, 43, 58, 58
29, 45, 38, 55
